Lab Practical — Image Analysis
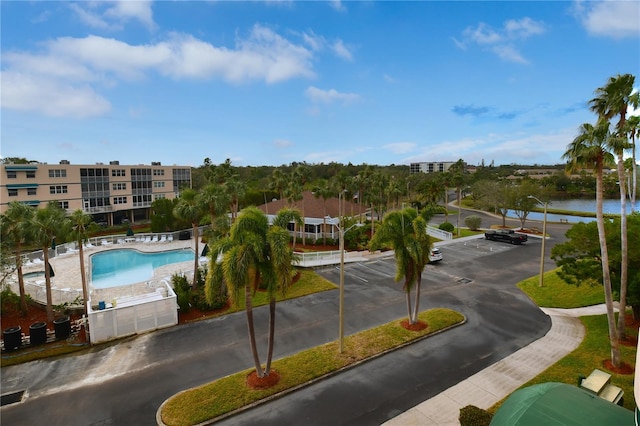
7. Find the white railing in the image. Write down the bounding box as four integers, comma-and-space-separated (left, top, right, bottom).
87, 281, 177, 344
427, 224, 453, 240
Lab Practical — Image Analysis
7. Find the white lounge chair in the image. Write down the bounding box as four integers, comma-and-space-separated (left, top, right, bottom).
32, 258, 44, 264
167, 234, 174, 242
151, 235, 158, 243
143, 236, 151, 243
159, 235, 167, 243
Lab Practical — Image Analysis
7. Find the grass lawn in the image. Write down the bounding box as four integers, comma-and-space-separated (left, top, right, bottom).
504, 268, 638, 413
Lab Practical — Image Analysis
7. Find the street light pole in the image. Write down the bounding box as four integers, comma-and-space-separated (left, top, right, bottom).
338, 190, 345, 353
528, 195, 548, 287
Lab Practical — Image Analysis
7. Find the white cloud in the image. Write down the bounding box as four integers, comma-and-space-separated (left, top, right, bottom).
329, 0, 347, 13
69, 0, 156, 31
383, 74, 395, 83
384, 142, 416, 154
2, 25, 316, 117
459, 17, 546, 64
305, 86, 360, 104
105, 0, 156, 31
492, 45, 528, 64
0, 71, 111, 118
576, 0, 640, 38
273, 138, 293, 148
332, 39, 353, 61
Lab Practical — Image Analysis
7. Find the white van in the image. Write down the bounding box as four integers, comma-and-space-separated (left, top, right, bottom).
429, 247, 443, 263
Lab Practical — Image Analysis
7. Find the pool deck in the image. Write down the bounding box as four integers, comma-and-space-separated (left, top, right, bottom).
16, 238, 198, 304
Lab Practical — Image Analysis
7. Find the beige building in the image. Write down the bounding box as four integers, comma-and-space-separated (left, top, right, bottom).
1, 160, 191, 225
410, 161, 464, 174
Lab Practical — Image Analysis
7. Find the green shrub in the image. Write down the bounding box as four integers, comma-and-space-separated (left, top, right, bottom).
459, 405, 493, 426
172, 273, 191, 313
464, 215, 482, 231
439, 222, 455, 233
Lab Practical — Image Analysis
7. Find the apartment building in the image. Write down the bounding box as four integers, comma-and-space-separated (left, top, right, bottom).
410, 161, 463, 174
1, 160, 191, 225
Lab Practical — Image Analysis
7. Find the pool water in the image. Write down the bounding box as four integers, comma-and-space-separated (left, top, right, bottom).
91, 248, 194, 288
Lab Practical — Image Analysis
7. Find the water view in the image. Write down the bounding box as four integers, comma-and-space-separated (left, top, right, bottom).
509, 199, 640, 224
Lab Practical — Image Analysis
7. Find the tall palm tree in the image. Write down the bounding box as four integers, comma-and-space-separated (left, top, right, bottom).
626, 114, 640, 211
563, 120, 621, 367
1, 202, 35, 315
589, 73, 637, 340
312, 179, 333, 244
211, 207, 294, 379
174, 189, 205, 287
28, 202, 68, 321
68, 209, 93, 316
283, 179, 303, 249
226, 176, 245, 223
269, 168, 288, 201
369, 208, 432, 325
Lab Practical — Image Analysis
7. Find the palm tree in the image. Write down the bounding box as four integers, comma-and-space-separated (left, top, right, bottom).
68, 209, 93, 316
198, 183, 231, 243
283, 179, 303, 249
625, 114, 640, 212
269, 168, 288, 201
174, 189, 205, 287
563, 119, 621, 367
312, 179, 333, 244
226, 176, 245, 223
210, 206, 294, 380
272, 207, 303, 249
589, 73, 637, 340
369, 208, 432, 325
1, 202, 35, 315
28, 202, 68, 322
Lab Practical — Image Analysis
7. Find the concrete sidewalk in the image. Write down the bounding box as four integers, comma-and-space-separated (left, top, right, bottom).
382, 305, 612, 425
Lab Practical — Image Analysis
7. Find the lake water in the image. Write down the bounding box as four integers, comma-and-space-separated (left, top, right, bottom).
509, 198, 639, 224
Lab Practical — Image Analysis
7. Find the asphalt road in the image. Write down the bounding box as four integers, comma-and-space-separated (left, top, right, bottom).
1, 209, 570, 426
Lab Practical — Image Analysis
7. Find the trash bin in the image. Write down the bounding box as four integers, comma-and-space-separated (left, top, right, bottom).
53, 316, 71, 340
178, 230, 191, 240
3, 326, 22, 351
29, 322, 47, 346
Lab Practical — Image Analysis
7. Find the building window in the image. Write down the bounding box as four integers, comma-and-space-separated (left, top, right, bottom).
113, 183, 127, 191
132, 194, 152, 206
154, 194, 166, 200
113, 196, 127, 205
6, 171, 16, 179
8, 189, 18, 197
26, 171, 36, 178
112, 169, 126, 177
60, 201, 69, 209
48, 169, 67, 178
153, 169, 165, 176
153, 181, 165, 188
27, 188, 37, 196
49, 185, 68, 194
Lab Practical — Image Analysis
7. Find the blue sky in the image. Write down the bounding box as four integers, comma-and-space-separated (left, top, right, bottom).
2, 1, 639, 168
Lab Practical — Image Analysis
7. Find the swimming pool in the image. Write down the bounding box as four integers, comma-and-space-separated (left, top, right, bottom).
91, 248, 194, 288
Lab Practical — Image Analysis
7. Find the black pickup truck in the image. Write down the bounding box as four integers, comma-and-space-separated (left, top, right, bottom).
484, 229, 528, 245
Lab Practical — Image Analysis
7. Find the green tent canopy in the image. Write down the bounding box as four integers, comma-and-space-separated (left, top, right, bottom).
490, 382, 633, 425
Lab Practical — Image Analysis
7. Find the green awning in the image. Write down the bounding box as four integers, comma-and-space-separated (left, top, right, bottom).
4, 165, 38, 171
490, 383, 633, 426
6, 183, 39, 188
21, 200, 40, 205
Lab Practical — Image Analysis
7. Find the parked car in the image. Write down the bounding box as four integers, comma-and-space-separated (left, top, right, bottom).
484, 229, 528, 245
429, 247, 443, 263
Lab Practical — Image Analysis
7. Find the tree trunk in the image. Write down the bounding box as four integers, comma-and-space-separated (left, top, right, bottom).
264, 297, 276, 375
595, 168, 621, 367
616, 154, 628, 341
405, 286, 413, 325
78, 241, 89, 317
192, 223, 199, 288
412, 274, 422, 324
43, 247, 54, 322
245, 276, 264, 378
15, 244, 28, 315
